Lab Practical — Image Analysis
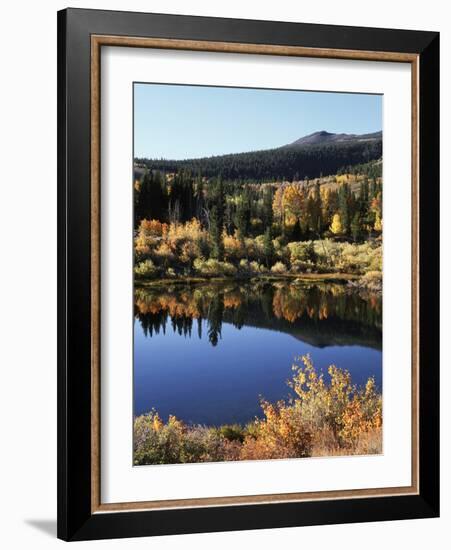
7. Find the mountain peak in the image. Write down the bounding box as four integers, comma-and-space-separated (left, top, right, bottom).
285, 130, 382, 148
315, 130, 332, 137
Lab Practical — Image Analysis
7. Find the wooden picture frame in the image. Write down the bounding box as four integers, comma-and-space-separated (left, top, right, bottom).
58, 8, 439, 541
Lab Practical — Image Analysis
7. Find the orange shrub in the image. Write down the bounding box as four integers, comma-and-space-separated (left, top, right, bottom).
133, 354, 382, 465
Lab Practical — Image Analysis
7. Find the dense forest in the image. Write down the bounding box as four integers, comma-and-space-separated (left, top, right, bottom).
133, 132, 382, 283
135, 133, 382, 183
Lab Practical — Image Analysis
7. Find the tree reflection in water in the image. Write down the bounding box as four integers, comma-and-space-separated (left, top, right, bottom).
134, 281, 382, 350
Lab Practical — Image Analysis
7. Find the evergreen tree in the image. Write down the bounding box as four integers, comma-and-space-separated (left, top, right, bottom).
207, 294, 224, 346
170, 170, 196, 222
216, 178, 225, 227
359, 177, 369, 205
338, 183, 350, 235
195, 176, 204, 220
307, 182, 322, 235
262, 186, 274, 229
135, 170, 167, 225
209, 206, 221, 259
209, 178, 225, 260
234, 189, 251, 241
153, 170, 168, 221
351, 212, 361, 242
369, 178, 377, 200
263, 227, 275, 268
290, 219, 302, 242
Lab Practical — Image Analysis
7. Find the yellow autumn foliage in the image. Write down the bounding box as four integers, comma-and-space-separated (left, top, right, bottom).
330, 213, 343, 235
134, 354, 382, 465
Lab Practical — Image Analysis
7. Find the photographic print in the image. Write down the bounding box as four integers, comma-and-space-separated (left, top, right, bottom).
133, 83, 383, 466
58, 12, 439, 539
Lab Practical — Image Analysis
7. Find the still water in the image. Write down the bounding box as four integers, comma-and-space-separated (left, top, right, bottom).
134, 281, 382, 426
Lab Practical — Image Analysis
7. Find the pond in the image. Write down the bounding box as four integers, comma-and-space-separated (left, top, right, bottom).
134, 280, 382, 426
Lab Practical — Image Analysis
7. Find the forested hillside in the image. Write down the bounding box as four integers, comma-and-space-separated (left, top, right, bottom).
135, 131, 382, 183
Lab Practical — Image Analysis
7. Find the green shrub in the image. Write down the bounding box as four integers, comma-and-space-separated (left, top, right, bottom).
134, 411, 239, 464
134, 259, 158, 279
134, 356, 382, 465
290, 260, 312, 273
193, 258, 237, 277
310, 239, 382, 274
238, 259, 266, 276
273, 238, 291, 264
238, 259, 250, 273
288, 241, 317, 265
217, 424, 246, 443
271, 261, 287, 274
249, 261, 266, 274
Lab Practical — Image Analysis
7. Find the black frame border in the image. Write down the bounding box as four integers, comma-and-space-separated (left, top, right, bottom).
57, 8, 439, 541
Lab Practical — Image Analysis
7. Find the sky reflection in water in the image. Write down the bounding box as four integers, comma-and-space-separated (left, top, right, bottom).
134, 281, 382, 426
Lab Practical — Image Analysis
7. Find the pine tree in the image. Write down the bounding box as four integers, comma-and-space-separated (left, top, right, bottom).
136, 170, 167, 225
351, 212, 361, 242
307, 182, 322, 235
209, 178, 225, 260
359, 177, 369, 205
216, 178, 225, 228
209, 206, 222, 259
262, 186, 274, 229
358, 178, 370, 237
152, 170, 168, 221
338, 183, 350, 236
207, 294, 224, 347
234, 190, 250, 242
369, 178, 376, 200
263, 227, 275, 268
290, 219, 302, 242
195, 176, 204, 219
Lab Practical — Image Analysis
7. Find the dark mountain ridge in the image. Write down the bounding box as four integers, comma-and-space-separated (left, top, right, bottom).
285, 130, 382, 148
135, 130, 382, 183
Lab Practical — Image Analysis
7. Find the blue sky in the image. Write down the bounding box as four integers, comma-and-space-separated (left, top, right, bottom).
134, 83, 382, 160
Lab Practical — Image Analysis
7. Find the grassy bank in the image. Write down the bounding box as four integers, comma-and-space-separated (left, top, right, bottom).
134, 272, 361, 289
134, 355, 382, 465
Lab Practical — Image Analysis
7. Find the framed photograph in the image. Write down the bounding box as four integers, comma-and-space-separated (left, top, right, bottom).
57, 8, 439, 541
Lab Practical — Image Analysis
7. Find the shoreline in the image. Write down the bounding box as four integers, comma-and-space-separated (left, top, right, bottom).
133, 355, 382, 465
135, 272, 361, 288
